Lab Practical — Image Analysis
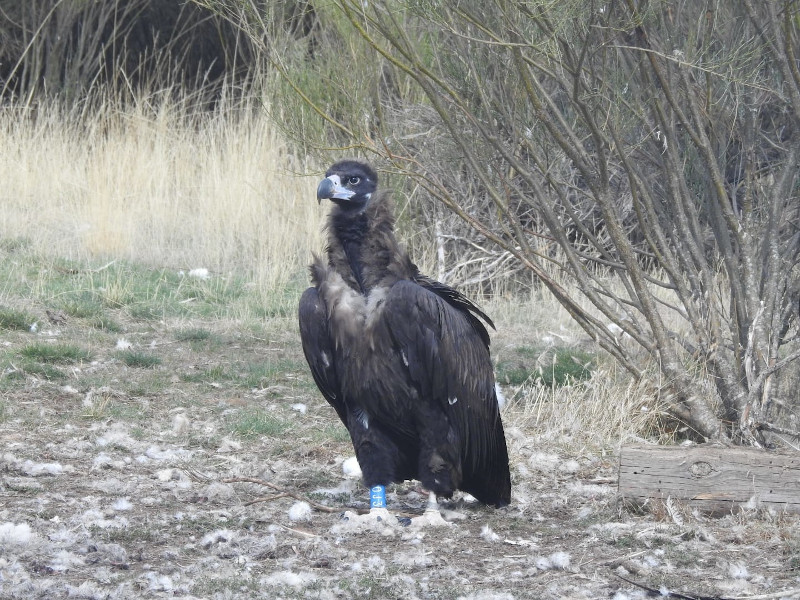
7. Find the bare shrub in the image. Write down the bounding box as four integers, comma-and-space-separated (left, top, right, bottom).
202, 0, 800, 445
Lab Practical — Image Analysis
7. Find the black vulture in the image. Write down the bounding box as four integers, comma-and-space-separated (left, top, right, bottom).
299, 160, 511, 523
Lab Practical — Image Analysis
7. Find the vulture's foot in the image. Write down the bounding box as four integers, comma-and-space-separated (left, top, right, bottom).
409, 507, 452, 528
409, 492, 452, 528
366, 507, 406, 525
336, 509, 408, 531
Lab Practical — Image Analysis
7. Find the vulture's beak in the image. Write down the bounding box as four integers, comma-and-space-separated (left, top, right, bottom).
317, 175, 355, 203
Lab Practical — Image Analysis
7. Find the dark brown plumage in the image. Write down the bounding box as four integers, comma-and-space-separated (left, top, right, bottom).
299, 160, 510, 508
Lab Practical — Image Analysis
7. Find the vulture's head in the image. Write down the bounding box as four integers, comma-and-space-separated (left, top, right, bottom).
317, 160, 378, 213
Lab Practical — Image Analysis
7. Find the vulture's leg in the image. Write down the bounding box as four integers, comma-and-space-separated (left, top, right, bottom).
342, 416, 411, 525
370, 484, 387, 510
410, 490, 450, 527
367, 484, 394, 521
425, 490, 439, 512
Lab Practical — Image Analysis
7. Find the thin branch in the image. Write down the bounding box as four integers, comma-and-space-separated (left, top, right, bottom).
224, 477, 340, 513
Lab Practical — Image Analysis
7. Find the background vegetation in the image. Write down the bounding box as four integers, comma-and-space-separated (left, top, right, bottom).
1, 0, 798, 448
197, 0, 800, 447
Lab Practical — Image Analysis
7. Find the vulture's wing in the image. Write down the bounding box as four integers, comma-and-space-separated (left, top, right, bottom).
415, 274, 494, 346
298, 287, 347, 425
382, 280, 510, 504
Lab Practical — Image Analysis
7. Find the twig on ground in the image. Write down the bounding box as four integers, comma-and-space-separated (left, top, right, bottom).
244, 492, 290, 506
276, 523, 321, 538
613, 572, 728, 600
223, 476, 340, 513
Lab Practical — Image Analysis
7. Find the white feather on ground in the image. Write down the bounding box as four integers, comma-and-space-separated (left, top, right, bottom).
480, 524, 501, 542
172, 413, 190, 435
0, 522, 34, 547
342, 456, 362, 478
260, 570, 317, 588
111, 497, 133, 511
535, 551, 571, 570
22, 459, 67, 476
288, 501, 312, 522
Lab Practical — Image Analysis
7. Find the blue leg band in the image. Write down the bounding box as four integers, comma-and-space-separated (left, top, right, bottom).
370, 485, 386, 509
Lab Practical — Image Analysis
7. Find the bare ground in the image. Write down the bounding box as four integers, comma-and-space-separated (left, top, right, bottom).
1, 310, 799, 600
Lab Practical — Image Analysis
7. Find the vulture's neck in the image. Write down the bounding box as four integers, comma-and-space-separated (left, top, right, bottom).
331, 209, 369, 294
327, 194, 410, 294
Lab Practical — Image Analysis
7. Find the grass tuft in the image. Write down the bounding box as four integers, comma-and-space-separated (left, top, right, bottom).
0, 307, 36, 331
227, 408, 291, 438
90, 315, 123, 332
496, 347, 595, 387
504, 362, 671, 452
9, 361, 67, 381
82, 393, 113, 419
174, 328, 213, 342
116, 350, 161, 368
0, 236, 33, 253
58, 294, 105, 319
20, 342, 91, 364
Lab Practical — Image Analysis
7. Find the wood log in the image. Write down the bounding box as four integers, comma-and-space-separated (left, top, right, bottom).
618, 445, 800, 515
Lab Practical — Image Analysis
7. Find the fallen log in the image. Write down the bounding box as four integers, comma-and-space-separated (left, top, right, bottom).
618, 445, 800, 515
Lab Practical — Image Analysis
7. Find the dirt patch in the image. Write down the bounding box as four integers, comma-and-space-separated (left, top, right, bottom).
1, 313, 798, 599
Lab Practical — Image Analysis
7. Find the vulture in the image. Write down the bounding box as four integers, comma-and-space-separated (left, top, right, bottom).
299, 160, 511, 521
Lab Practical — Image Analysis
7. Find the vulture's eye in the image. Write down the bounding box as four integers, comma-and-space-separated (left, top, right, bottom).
347, 176, 361, 185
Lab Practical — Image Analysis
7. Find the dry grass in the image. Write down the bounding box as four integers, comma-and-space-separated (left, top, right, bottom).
490, 293, 672, 453
0, 96, 324, 294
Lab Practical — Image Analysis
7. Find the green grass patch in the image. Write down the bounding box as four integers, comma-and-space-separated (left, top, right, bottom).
610, 533, 637, 549
80, 395, 143, 421
242, 359, 302, 389
174, 327, 213, 342
0, 358, 67, 384
311, 421, 351, 444
125, 375, 171, 396
90, 315, 123, 332
0, 250, 286, 329
89, 524, 158, 545
496, 346, 595, 387
0, 306, 35, 331
57, 293, 105, 319
227, 408, 291, 438
20, 361, 67, 380
19, 342, 91, 364
180, 364, 233, 383
179, 359, 304, 389
128, 303, 163, 321
0, 236, 33, 253
252, 282, 305, 318
53, 294, 122, 331
116, 350, 161, 368
129, 426, 147, 440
